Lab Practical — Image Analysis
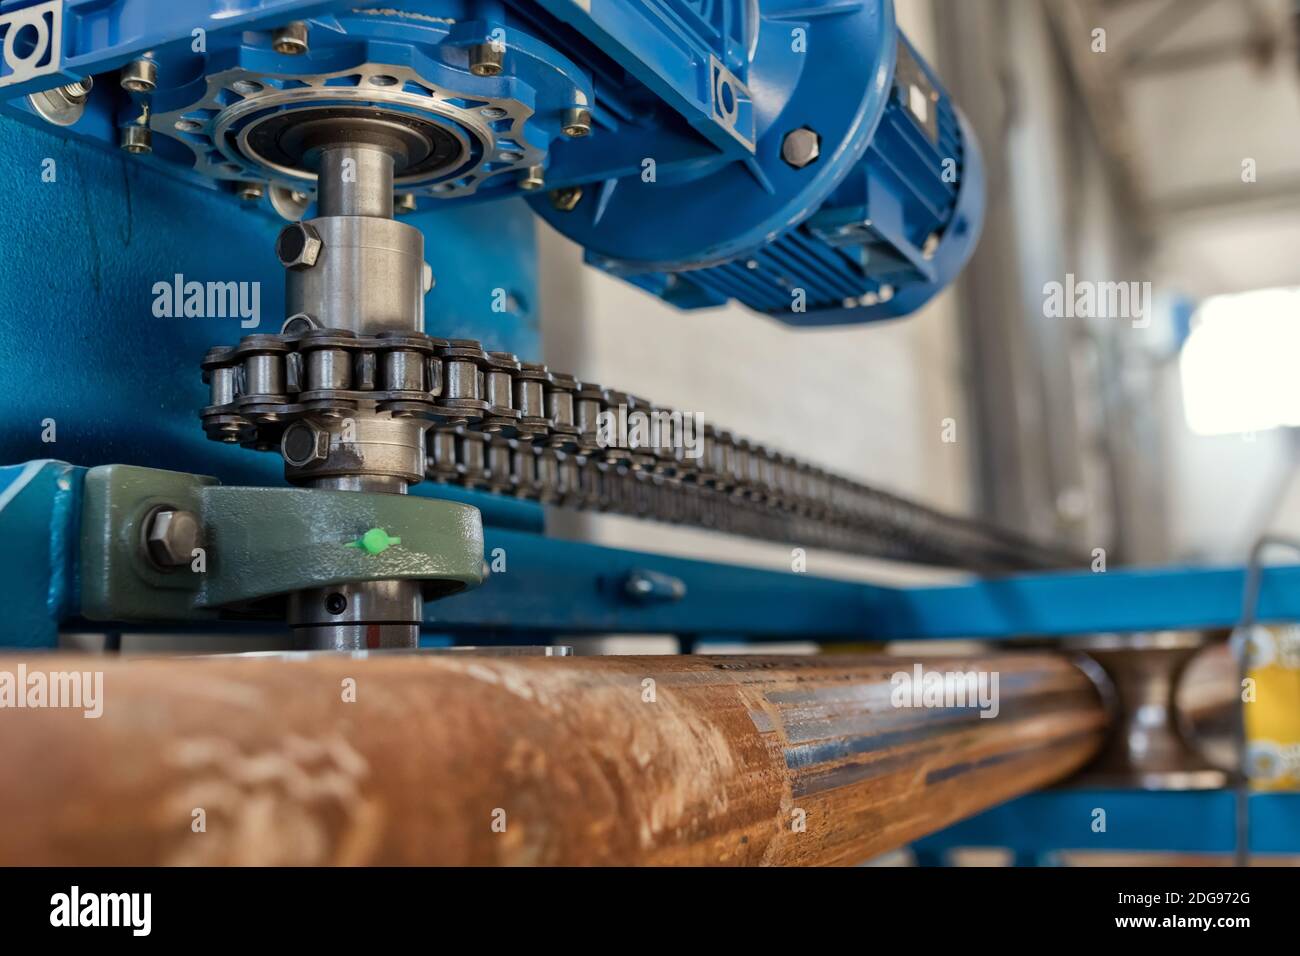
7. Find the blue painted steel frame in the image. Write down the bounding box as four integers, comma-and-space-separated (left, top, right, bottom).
0, 460, 80, 647
432, 536, 1300, 641
913, 791, 1300, 858
12, 458, 1300, 646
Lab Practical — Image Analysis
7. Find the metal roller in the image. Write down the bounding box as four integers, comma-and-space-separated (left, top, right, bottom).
0, 652, 1107, 866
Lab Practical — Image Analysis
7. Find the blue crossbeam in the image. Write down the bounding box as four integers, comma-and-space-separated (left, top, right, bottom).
913, 790, 1300, 857
864, 564, 1300, 640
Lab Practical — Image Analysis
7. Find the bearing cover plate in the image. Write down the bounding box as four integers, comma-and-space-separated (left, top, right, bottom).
151, 63, 546, 200
242, 106, 466, 180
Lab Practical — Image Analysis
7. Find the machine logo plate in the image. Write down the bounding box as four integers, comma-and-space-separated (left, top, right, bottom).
0, 0, 61, 89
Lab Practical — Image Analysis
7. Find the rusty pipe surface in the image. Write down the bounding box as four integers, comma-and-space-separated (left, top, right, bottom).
0, 652, 1106, 865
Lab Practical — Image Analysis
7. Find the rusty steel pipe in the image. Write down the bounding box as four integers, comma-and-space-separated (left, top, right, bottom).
0, 653, 1106, 865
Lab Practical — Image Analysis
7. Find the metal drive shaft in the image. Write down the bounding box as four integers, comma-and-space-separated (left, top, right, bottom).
280, 134, 431, 649
0, 653, 1107, 865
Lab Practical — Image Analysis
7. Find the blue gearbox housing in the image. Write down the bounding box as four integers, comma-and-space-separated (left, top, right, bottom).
0, 0, 981, 326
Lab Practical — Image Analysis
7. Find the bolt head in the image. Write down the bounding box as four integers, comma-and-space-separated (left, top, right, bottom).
146, 510, 200, 569
119, 125, 152, 154
120, 59, 158, 94
276, 221, 323, 270
273, 22, 309, 55
281, 421, 331, 468
562, 107, 592, 138
781, 127, 821, 169
470, 43, 504, 77
550, 186, 583, 212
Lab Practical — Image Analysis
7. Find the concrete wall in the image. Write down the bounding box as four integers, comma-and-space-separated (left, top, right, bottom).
1123, 0, 1300, 562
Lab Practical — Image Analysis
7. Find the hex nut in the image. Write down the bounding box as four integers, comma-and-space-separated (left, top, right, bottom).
276, 222, 323, 270
146, 509, 200, 569
781, 127, 821, 169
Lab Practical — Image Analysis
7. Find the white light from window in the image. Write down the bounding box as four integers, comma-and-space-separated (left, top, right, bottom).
1180, 287, 1300, 436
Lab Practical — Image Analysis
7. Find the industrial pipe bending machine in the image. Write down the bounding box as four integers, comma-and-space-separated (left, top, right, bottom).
0, 0, 1293, 866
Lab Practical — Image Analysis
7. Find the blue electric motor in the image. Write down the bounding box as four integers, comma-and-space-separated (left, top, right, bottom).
530, 0, 985, 326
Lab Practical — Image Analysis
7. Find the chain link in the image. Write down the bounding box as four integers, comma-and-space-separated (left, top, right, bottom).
200, 327, 1081, 572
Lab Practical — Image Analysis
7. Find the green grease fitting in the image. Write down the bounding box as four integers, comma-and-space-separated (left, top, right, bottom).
349, 527, 402, 555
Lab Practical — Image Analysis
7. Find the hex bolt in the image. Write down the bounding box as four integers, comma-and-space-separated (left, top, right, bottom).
518, 165, 545, 191
780, 127, 821, 169
236, 181, 265, 202
28, 77, 94, 127
119, 125, 152, 154
276, 221, 323, 270
120, 59, 158, 94
469, 43, 504, 77
623, 569, 687, 603
280, 421, 330, 467
922, 231, 941, 260
272, 21, 309, 55
423, 263, 435, 293
145, 509, 200, 570
550, 186, 583, 212
562, 107, 592, 138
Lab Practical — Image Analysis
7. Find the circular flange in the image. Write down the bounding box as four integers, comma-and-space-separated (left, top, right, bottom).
151, 63, 548, 200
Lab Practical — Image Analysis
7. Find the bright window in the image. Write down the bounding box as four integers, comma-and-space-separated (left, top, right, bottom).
1180, 287, 1300, 436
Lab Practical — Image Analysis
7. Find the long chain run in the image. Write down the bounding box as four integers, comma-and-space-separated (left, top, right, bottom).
200, 328, 1082, 572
